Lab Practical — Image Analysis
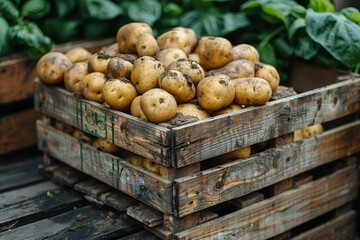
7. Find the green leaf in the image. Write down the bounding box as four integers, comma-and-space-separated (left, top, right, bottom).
0, 0, 20, 22
21, 0, 50, 19
222, 13, 250, 34
163, 2, 183, 17
257, 43, 276, 66
341, 7, 360, 24
127, 0, 161, 25
306, 9, 360, 69
0, 16, 10, 57
308, 0, 334, 13
288, 18, 306, 40
293, 33, 319, 60
289, 5, 306, 19
53, 0, 77, 18
273, 37, 294, 58
79, 0, 122, 20
43, 18, 81, 42
83, 21, 112, 39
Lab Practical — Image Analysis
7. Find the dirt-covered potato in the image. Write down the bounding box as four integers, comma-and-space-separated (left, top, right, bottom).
73, 129, 94, 143
206, 59, 255, 79
65, 47, 92, 63
64, 62, 88, 93
255, 63, 280, 92
102, 78, 138, 112
294, 124, 324, 141
159, 70, 196, 103
92, 138, 121, 154
131, 56, 165, 94
36, 52, 72, 84
197, 75, 235, 112
168, 59, 205, 86
80, 72, 107, 103
157, 29, 192, 54
172, 27, 197, 52
233, 77, 272, 106
212, 104, 244, 116
196, 37, 232, 70
55, 120, 74, 135
140, 88, 177, 123
143, 158, 160, 174
232, 44, 260, 63
155, 48, 187, 69
176, 103, 210, 120
188, 53, 200, 63
88, 52, 111, 73
116, 22, 153, 54
106, 55, 135, 80
101, 43, 120, 57
136, 33, 159, 57
130, 96, 147, 120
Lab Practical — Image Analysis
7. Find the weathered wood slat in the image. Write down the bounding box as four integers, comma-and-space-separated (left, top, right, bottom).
127, 204, 163, 228
292, 210, 356, 240
118, 230, 160, 240
175, 165, 358, 240
175, 121, 360, 217
34, 79, 172, 166
173, 78, 360, 166
37, 121, 173, 214
0, 109, 41, 155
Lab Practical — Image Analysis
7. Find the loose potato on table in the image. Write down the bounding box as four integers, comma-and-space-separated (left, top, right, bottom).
131, 56, 165, 94
233, 77, 272, 106
64, 61, 88, 93
88, 52, 111, 73
117, 22, 153, 54
255, 63, 280, 92
168, 59, 205, 86
155, 48, 187, 69
102, 78, 138, 112
80, 72, 107, 103
196, 37, 232, 70
176, 103, 210, 120
130, 96, 148, 120
140, 88, 177, 123
106, 55, 135, 80
197, 75, 235, 112
136, 33, 159, 57
65, 47, 92, 63
232, 44, 260, 63
157, 29, 192, 55
159, 70, 196, 103
36, 52, 72, 84
206, 59, 255, 79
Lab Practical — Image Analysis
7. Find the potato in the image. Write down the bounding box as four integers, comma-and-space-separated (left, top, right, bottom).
101, 43, 120, 57
55, 120, 74, 135
131, 56, 165, 94
176, 103, 210, 120
196, 37, 232, 70
232, 44, 260, 63
294, 124, 324, 141
168, 59, 205, 86
116, 22, 153, 54
143, 158, 160, 174
233, 77, 272, 106
217, 146, 251, 163
155, 48, 187, 69
197, 75, 235, 112
88, 52, 111, 73
64, 62, 88, 93
36, 52, 72, 84
212, 104, 244, 116
172, 27, 197, 51
106, 55, 134, 80
92, 138, 121, 154
124, 152, 144, 168
157, 29, 192, 54
159, 70, 196, 103
73, 129, 94, 143
102, 78, 138, 112
140, 88, 177, 123
206, 59, 255, 79
130, 96, 147, 120
188, 53, 200, 63
65, 47, 92, 63
136, 33, 159, 57
80, 72, 107, 103
255, 63, 280, 92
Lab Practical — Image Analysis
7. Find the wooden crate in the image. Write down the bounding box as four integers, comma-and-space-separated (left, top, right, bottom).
35, 74, 360, 238
0, 38, 114, 156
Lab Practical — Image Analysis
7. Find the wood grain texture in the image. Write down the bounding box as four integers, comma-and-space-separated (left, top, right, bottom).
0, 109, 40, 155
175, 165, 358, 240
175, 121, 360, 217
0, 38, 114, 104
127, 204, 163, 228
172, 78, 360, 167
34, 79, 172, 166
36, 121, 173, 214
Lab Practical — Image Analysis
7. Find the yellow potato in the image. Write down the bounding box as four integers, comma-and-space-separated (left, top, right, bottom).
92, 138, 121, 154
55, 120, 74, 135
155, 48, 187, 69
255, 63, 280, 92
136, 33, 159, 57
130, 96, 148, 120
80, 72, 107, 103
212, 104, 244, 116
143, 158, 160, 174
157, 29, 192, 54
206, 59, 255, 79
73, 129, 95, 143
196, 37, 232, 70
294, 124, 324, 141
217, 146, 251, 163
88, 52, 111, 73
36, 52, 72, 84
106, 55, 134, 80
172, 27, 197, 52
233, 77, 272, 106
176, 103, 210, 120
116, 22, 153, 54
65, 47, 92, 63
168, 59, 205, 86
64, 62, 88, 93
101, 43, 120, 57
232, 44, 260, 63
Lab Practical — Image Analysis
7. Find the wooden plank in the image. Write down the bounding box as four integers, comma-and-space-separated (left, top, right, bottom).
100, 191, 137, 212
127, 204, 163, 228
34, 80, 172, 166
145, 225, 173, 240
175, 165, 358, 240
37, 121, 173, 214
74, 179, 113, 198
118, 230, 160, 240
0, 205, 142, 240
0, 38, 114, 104
175, 121, 360, 217
46, 163, 87, 186
292, 211, 356, 240
0, 109, 40, 155
230, 192, 264, 209
173, 78, 360, 167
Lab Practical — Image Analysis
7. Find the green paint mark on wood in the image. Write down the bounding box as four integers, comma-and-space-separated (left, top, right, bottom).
83, 104, 108, 139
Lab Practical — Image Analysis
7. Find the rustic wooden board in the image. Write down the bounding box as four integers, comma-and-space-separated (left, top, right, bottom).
175, 120, 360, 217
37, 121, 173, 214
127, 204, 163, 228
34, 79, 172, 166
173, 78, 360, 166
0, 109, 41, 155
118, 230, 160, 240
292, 210, 356, 240
0, 38, 114, 105
175, 165, 358, 240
